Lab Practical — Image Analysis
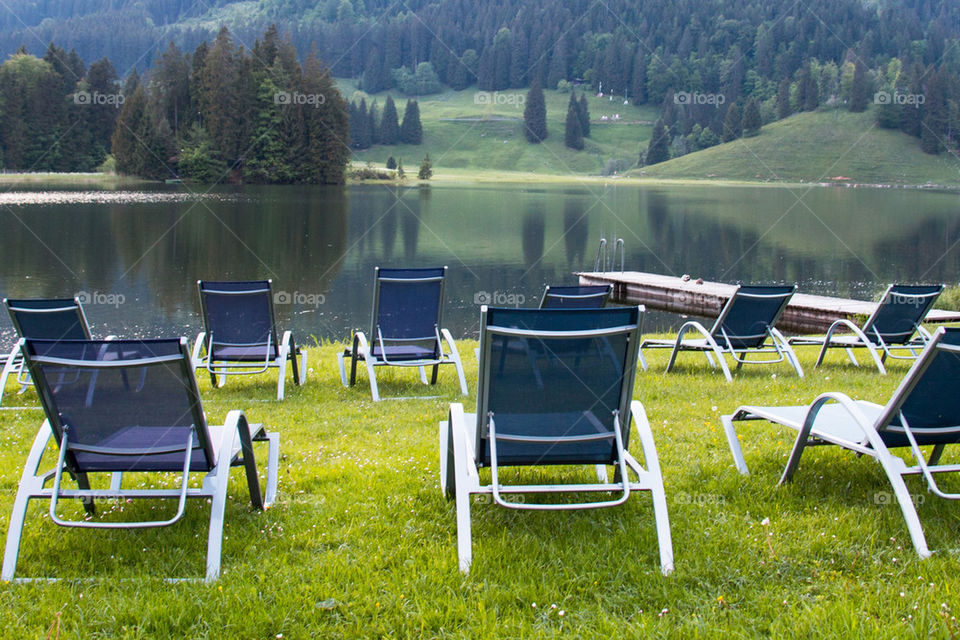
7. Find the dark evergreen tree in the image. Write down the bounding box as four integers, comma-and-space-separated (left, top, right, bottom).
722, 101, 742, 141
777, 78, 792, 119
742, 97, 762, 136
850, 61, 870, 112
418, 153, 432, 179
386, 155, 397, 169
111, 85, 169, 179
564, 96, 584, 150
523, 81, 547, 143
921, 68, 948, 154
644, 118, 669, 165
399, 99, 423, 144
351, 98, 372, 149
379, 94, 400, 144
578, 93, 591, 137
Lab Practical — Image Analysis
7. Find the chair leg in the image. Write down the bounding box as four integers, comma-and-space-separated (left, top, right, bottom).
0, 345, 22, 407
297, 349, 307, 386
2, 426, 52, 581
336, 351, 349, 387
442, 329, 469, 396
721, 415, 750, 475
366, 361, 381, 402
275, 351, 288, 401
431, 364, 440, 385
418, 366, 429, 385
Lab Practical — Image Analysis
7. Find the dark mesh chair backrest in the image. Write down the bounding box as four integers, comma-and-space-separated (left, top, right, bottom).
21, 338, 214, 473
710, 285, 795, 350
198, 281, 277, 360
863, 284, 943, 345
476, 306, 640, 467
5, 298, 90, 342
372, 267, 446, 357
540, 285, 612, 309
880, 327, 960, 447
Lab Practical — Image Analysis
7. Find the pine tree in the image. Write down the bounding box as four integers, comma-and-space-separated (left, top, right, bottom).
351, 99, 372, 149
722, 101, 742, 142
578, 93, 590, 137
644, 119, 669, 165
564, 93, 584, 150
742, 97, 762, 137
301, 52, 350, 185
850, 61, 869, 112
523, 81, 547, 143
399, 99, 422, 144
777, 78, 792, 119
418, 153, 432, 179
386, 155, 397, 169
379, 94, 399, 144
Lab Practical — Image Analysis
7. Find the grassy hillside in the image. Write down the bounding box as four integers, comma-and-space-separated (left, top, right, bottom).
338, 82, 658, 176
636, 109, 960, 186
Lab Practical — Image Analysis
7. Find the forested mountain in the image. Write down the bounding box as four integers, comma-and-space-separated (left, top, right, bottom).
1, 0, 959, 178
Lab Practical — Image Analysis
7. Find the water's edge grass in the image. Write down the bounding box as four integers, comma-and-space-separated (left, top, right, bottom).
1, 336, 958, 638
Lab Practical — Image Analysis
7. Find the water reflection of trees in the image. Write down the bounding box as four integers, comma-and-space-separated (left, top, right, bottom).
0, 187, 349, 321
562, 199, 589, 268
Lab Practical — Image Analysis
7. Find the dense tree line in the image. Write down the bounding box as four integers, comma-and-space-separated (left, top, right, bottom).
3, 1, 960, 167
112, 25, 349, 183
0, 25, 351, 182
349, 95, 422, 150
0, 44, 119, 171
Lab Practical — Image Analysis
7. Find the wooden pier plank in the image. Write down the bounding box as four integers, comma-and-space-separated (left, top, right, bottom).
577, 271, 960, 334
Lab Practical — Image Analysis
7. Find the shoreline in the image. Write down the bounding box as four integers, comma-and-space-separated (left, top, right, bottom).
3, 170, 958, 193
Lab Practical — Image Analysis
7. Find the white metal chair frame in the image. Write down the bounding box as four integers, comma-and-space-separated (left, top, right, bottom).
2, 338, 280, 582
788, 284, 943, 375
337, 268, 468, 401
640, 286, 803, 382
439, 307, 673, 575
192, 280, 307, 401
722, 327, 960, 559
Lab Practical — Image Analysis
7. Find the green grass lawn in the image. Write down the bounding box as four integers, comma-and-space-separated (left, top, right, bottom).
1, 338, 959, 637
340, 81, 657, 177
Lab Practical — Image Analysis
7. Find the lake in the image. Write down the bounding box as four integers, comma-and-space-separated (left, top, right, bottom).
1, 181, 959, 349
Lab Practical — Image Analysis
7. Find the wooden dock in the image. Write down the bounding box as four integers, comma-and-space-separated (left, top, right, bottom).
577, 271, 960, 334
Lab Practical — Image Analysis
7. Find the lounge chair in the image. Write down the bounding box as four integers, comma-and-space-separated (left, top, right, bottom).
338, 267, 467, 401
639, 284, 803, 381
539, 284, 612, 309
788, 284, 943, 374
192, 280, 306, 401
439, 306, 673, 575
721, 326, 960, 559
2, 337, 279, 582
1, 297, 93, 407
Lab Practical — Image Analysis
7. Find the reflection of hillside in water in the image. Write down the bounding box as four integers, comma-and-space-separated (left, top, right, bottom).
638, 188, 960, 296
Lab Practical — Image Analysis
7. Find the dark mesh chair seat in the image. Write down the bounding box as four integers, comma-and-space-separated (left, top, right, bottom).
1, 337, 280, 582
723, 326, 960, 560
539, 284, 612, 309
1, 297, 94, 407
439, 306, 673, 575
194, 280, 305, 400
640, 284, 802, 382
790, 283, 944, 374
338, 266, 468, 401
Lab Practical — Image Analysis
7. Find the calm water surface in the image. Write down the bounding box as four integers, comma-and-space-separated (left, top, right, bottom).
1, 181, 959, 348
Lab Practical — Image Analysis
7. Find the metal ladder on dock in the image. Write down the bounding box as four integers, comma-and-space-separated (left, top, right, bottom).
594, 238, 624, 273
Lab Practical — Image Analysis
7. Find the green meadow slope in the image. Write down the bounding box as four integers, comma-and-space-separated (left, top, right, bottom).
635, 110, 960, 187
